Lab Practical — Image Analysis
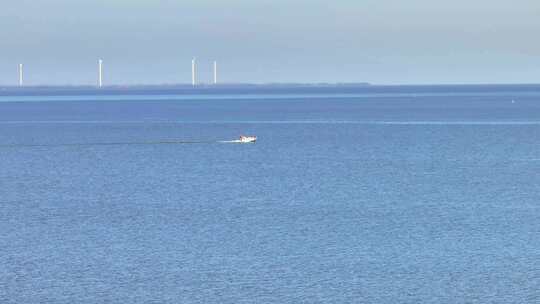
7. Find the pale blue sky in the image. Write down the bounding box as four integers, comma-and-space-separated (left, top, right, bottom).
1, 0, 539, 85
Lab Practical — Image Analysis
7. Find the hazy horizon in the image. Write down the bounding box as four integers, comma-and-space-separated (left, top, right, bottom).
2, 0, 539, 86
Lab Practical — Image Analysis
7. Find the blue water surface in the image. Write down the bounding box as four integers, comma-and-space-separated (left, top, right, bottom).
1, 86, 540, 303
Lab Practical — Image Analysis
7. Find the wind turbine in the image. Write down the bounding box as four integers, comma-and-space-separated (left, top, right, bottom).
18, 64, 23, 86
98, 59, 103, 87
192, 58, 196, 86
213, 61, 217, 84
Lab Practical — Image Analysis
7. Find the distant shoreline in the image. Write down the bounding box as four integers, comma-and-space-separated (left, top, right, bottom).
1, 83, 540, 97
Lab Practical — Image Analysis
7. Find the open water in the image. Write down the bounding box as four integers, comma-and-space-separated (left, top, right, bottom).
1, 85, 539, 303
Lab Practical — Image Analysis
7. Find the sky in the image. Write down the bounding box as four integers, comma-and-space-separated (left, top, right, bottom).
1, 0, 539, 85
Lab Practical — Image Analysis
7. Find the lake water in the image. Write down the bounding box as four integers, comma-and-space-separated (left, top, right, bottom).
1, 86, 539, 303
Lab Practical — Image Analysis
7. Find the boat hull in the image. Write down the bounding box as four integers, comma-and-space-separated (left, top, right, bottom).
239, 136, 257, 143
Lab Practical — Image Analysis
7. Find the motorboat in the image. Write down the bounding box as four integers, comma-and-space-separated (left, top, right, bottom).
239, 135, 257, 143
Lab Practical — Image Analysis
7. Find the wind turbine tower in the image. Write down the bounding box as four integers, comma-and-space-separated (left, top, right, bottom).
192, 58, 196, 86
213, 61, 217, 84
98, 59, 103, 88
18, 64, 23, 87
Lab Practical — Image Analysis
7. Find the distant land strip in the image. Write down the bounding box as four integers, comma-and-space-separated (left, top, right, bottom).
2, 83, 540, 97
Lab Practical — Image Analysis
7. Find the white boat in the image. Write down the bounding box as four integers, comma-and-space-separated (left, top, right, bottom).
239, 135, 257, 143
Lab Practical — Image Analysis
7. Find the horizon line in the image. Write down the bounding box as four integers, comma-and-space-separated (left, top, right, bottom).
3, 82, 540, 89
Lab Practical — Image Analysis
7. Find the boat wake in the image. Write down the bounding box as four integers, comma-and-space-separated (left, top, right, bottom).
0, 140, 213, 148
219, 135, 257, 144
0, 136, 257, 149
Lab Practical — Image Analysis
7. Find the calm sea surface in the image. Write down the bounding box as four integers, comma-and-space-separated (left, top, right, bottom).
1, 86, 540, 303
